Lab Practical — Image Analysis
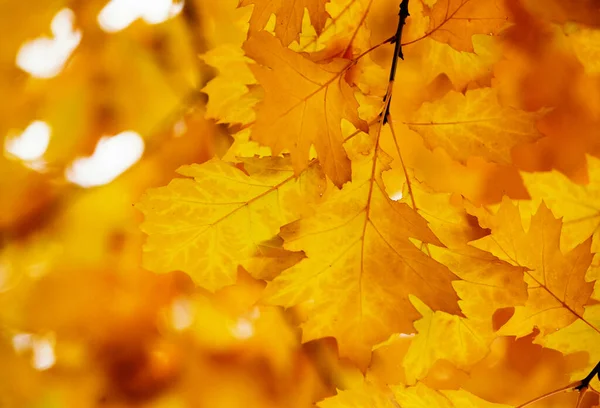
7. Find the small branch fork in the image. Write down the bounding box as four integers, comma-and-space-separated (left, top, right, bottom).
517, 361, 600, 408
383, 0, 410, 124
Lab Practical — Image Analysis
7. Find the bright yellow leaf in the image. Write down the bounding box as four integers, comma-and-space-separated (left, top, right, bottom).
522, 156, 600, 252
566, 24, 600, 75
403, 297, 489, 384
471, 200, 597, 351
423, 0, 509, 52
201, 44, 259, 126
239, 0, 330, 46
137, 157, 325, 290
542, 303, 600, 381
262, 142, 460, 367
244, 31, 368, 187
318, 382, 397, 408
406, 88, 543, 164
392, 382, 512, 408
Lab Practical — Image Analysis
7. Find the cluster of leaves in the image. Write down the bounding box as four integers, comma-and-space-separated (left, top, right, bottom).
2, 0, 600, 407
138, 0, 600, 406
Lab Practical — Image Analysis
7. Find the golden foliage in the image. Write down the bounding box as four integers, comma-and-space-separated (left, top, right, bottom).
2, 0, 600, 407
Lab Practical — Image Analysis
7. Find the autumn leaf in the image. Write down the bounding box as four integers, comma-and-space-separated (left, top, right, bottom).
401, 246, 528, 383
7, 0, 600, 406
201, 44, 259, 126
566, 25, 600, 75
317, 382, 397, 408
414, 35, 502, 91
239, 0, 330, 46
521, 156, 600, 252
471, 199, 600, 379
472, 200, 595, 335
262, 136, 460, 367
402, 297, 489, 384
392, 382, 512, 408
244, 31, 368, 187
137, 157, 325, 290
541, 303, 600, 380
406, 88, 544, 164
423, 0, 509, 52
394, 186, 527, 383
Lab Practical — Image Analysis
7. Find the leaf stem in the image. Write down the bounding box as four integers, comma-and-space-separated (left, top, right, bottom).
387, 113, 417, 210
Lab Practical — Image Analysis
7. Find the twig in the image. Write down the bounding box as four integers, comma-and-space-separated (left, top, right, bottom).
383, 0, 410, 124
574, 360, 600, 391
516, 360, 600, 407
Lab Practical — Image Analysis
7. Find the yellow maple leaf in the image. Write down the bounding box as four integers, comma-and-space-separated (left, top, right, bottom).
521, 156, 600, 252
423, 0, 509, 52
137, 157, 325, 291
403, 247, 527, 383
385, 185, 526, 382
416, 35, 501, 91
402, 297, 489, 384
471, 200, 596, 341
317, 382, 397, 408
541, 303, 600, 380
262, 137, 460, 367
244, 31, 368, 187
566, 24, 600, 75
222, 129, 274, 163
405, 88, 543, 164
201, 45, 260, 126
239, 0, 330, 46
392, 382, 512, 408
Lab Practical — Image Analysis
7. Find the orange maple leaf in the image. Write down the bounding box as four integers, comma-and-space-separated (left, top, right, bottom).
136, 157, 324, 291
393, 382, 513, 407
472, 199, 600, 380
423, 0, 509, 52
471, 199, 598, 336
406, 88, 543, 164
239, 0, 330, 46
262, 134, 460, 368
244, 31, 368, 187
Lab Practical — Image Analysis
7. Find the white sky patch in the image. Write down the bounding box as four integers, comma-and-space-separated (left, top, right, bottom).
4, 121, 51, 162
33, 336, 56, 370
98, 0, 184, 32
171, 297, 194, 331
65, 131, 145, 187
230, 318, 254, 340
16, 8, 81, 78
12, 332, 57, 371
12, 333, 33, 354
390, 190, 404, 201
173, 119, 187, 138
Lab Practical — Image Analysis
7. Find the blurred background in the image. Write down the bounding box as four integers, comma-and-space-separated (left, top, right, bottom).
0, 0, 596, 407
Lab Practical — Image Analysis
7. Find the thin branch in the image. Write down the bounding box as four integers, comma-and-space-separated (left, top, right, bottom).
383, 0, 410, 124
516, 361, 600, 408
574, 390, 586, 408
515, 383, 577, 408
575, 361, 600, 391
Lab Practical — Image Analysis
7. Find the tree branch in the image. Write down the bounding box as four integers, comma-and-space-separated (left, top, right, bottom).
383, 0, 410, 124
575, 360, 600, 391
